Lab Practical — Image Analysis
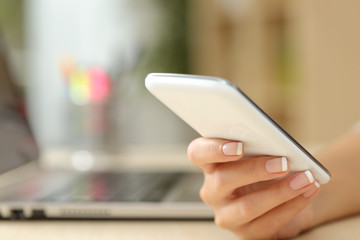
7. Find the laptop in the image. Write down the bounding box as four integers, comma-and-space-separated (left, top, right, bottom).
0, 32, 213, 220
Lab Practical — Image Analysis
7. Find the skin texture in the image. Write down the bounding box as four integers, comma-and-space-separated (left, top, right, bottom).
187, 130, 360, 239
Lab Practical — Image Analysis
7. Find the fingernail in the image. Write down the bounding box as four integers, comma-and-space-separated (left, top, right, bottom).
222, 142, 243, 156
303, 181, 320, 198
265, 157, 288, 173
290, 170, 314, 190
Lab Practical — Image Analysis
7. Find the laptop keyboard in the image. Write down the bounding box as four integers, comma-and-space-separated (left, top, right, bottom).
41, 172, 196, 202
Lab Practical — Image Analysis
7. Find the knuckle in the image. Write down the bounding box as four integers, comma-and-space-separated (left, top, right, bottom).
215, 199, 255, 230
248, 158, 264, 180
199, 184, 212, 205
236, 198, 253, 222
211, 168, 228, 191
199, 171, 229, 206
214, 214, 231, 229
248, 159, 259, 179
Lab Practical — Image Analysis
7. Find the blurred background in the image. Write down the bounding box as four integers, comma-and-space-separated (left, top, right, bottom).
1, 0, 360, 170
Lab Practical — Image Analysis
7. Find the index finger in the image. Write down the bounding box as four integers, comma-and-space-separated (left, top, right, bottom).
187, 138, 244, 173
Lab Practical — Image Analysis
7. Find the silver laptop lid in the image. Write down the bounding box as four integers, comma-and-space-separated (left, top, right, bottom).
0, 29, 39, 174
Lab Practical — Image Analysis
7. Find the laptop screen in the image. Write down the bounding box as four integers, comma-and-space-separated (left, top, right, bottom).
0, 30, 39, 174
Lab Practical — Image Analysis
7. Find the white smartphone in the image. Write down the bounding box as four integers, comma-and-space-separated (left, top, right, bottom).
145, 73, 331, 184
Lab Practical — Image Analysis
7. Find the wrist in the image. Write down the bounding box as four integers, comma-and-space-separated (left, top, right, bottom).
310, 132, 360, 226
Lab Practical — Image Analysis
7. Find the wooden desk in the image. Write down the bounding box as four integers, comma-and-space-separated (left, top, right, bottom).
16, 148, 355, 239
0, 220, 236, 240
0, 215, 360, 240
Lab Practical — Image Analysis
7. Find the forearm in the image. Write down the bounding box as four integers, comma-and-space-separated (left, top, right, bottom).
312, 131, 360, 226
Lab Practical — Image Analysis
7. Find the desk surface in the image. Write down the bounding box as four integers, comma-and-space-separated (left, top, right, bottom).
1, 215, 360, 240
7, 148, 354, 239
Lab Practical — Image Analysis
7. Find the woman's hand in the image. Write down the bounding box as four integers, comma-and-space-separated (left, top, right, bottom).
188, 138, 320, 239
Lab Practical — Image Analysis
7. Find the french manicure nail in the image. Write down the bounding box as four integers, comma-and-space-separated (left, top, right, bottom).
222, 142, 243, 156
290, 170, 314, 190
265, 157, 288, 173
